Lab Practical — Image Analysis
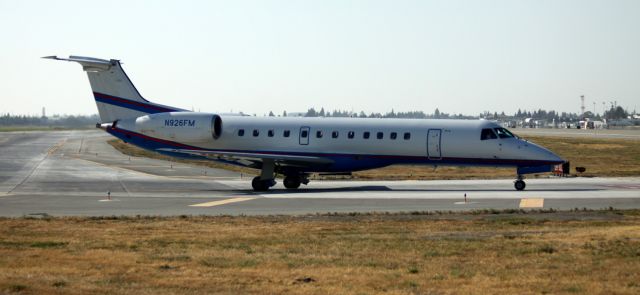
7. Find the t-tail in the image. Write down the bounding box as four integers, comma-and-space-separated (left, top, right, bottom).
43, 55, 186, 123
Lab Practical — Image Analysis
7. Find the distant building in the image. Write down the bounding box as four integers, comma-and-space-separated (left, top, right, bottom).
579, 119, 606, 129
285, 112, 306, 117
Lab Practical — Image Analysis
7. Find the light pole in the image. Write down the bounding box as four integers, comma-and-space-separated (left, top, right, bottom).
593, 102, 597, 134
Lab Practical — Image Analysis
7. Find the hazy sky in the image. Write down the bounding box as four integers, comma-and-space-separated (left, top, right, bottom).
1, 0, 639, 116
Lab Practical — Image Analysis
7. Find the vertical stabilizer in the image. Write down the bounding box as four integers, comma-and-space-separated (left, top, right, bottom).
44, 55, 185, 122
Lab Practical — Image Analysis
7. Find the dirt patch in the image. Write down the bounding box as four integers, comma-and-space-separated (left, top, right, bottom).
574, 143, 626, 150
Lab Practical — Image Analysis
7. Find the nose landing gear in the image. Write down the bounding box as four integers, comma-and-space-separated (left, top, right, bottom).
514, 175, 526, 191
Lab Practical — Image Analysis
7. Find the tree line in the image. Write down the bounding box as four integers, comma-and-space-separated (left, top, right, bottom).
0, 114, 99, 127
271, 106, 634, 121
2, 105, 633, 127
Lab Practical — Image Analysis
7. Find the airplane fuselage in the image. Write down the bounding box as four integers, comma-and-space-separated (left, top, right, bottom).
109, 113, 563, 174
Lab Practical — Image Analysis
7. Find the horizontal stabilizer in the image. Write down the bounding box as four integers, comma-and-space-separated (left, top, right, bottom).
42, 55, 113, 71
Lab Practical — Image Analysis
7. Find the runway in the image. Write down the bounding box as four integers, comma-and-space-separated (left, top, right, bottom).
514, 127, 640, 140
0, 130, 638, 216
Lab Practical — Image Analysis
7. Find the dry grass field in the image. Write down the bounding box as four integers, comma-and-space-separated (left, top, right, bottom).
0, 212, 639, 294
108, 135, 640, 179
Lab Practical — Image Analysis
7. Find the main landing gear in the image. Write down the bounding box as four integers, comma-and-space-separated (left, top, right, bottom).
514, 175, 526, 191
251, 159, 309, 191
283, 174, 309, 189
252, 174, 310, 191
251, 176, 275, 191
252, 159, 277, 191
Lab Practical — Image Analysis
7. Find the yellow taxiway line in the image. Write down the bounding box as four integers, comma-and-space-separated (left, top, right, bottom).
519, 198, 544, 208
190, 197, 255, 207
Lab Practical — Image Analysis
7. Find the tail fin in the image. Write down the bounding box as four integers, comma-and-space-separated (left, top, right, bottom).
44, 55, 185, 122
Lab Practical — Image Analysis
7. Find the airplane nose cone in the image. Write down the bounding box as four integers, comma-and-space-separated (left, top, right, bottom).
547, 152, 565, 164
516, 139, 564, 165
532, 143, 564, 164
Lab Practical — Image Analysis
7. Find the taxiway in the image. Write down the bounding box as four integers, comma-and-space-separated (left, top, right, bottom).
0, 130, 638, 216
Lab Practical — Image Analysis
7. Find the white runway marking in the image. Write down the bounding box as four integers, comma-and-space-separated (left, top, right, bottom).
190, 197, 255, 207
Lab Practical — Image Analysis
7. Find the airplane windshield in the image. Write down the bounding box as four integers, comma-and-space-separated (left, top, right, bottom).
481, 128, 497, 140
493, 128, 515, 139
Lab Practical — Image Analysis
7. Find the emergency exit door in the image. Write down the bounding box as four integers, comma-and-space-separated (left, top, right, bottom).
427, 129, 442, 160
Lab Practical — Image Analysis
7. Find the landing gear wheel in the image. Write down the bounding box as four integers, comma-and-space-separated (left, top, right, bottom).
514, 180, 526, 191
252, 176, 271, 191
283, 176, 301, 189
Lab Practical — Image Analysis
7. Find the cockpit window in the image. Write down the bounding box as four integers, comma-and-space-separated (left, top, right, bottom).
481, 128, 497, 140
493, 128, 515, 139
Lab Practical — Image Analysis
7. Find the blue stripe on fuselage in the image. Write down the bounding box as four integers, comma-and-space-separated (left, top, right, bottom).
106, 127, 562, 172
93, 92, 180, 114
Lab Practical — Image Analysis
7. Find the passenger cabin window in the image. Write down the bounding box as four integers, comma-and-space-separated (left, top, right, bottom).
403, 132, 411, 140
268, 129, 274, 137
493, 128, 515, 139
481, 128, 498, 140
300, 130, 308, 138
390, 132, 397, 140
363, 132, 370, 139
377, 132, 384, 139
252, 129, 259, 137
283, 130, 290, 137
348, 131, 355, 139
332, 131, 339, 138
238, 129, 245, 136
316, 130, 323, 138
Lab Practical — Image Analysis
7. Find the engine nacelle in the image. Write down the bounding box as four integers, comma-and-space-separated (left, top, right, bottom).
116, 112, 222, 143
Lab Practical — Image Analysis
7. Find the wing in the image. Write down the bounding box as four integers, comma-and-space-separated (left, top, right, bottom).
157, 148, 334, 167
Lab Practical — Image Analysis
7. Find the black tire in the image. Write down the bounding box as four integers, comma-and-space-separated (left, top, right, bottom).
514, 180, 526, 191
251, 177, 270, 191
283, 176, 301, 189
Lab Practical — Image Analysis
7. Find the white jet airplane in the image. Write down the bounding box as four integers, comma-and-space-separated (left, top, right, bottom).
45, 55, 564, 191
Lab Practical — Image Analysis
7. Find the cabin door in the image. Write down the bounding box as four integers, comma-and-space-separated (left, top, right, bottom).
427, 129, 442, 160
299, 126, 310, 145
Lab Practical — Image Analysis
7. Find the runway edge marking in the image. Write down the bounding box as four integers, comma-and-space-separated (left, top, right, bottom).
190, 197, 256, 207
519, 198, 544, 208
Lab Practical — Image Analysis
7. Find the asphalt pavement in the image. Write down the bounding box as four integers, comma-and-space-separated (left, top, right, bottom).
0, 130, 638, 216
